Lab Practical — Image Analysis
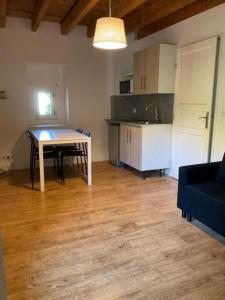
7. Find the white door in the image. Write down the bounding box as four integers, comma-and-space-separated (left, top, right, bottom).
172, 37, 218, 178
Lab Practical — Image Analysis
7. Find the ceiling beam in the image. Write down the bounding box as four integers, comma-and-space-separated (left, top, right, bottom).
32, 0, 52, 31
0, 0, 7, 28
136, 0, 225, 40
112, 0, 147, 18
61, 0, 100, 35
125, 0, 197, 34
87, 0, 147, 38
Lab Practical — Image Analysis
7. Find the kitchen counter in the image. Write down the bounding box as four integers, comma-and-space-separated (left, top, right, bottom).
105, 119, 171, 128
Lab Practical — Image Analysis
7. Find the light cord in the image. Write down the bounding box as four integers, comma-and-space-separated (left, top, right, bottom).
109, 0, 111, 17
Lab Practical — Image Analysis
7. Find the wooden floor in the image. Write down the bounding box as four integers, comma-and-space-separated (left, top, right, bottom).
0, 162, 225, 300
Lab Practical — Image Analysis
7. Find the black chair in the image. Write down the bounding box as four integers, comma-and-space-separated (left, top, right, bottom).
54, 128, 84, 178
58, 129, 91, 185
26, 130, 56, 189
177, 160, 225, 237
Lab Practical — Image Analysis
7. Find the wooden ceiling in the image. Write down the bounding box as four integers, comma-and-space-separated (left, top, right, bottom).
0, 0, 225, 39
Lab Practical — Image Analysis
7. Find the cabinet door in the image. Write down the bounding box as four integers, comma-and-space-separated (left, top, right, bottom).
120, 125, 130, 164
133, 51, 142, 94
145, 44, 160, 94
130, 126, 142, 170
133, 50, 147, 94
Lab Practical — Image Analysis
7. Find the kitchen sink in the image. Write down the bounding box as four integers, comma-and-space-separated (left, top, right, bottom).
129, 120, 160, 125
133, 121, 151, 125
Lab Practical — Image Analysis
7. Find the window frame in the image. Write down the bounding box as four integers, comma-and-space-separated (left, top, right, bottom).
27, 63, 67, 125
34, 88, 57, 121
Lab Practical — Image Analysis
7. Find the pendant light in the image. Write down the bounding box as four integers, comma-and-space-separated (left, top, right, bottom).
93, 0, 127, 50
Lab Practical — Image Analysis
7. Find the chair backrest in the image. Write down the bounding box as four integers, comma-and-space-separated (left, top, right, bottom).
26, 130, 31, 138
76, 128, 83, 134
26, 130, 36, 151
83, 130, 91, 137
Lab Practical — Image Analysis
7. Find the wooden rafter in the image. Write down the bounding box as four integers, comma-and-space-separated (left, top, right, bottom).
125, 0, 197, 34
112, 0, 147, 18
87, 0, 147, 38
32, 0, 52, 31
61, 0, 100, 35
136, 0, 225, 39
0, 0, 7, 28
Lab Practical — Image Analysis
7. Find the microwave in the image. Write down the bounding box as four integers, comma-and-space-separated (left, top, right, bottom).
119, 79, 133, 95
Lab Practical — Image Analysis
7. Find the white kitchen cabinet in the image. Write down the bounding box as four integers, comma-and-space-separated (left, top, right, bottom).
133, 44, 176, 94
120, 124, 172, 171
120, 124, 131, 165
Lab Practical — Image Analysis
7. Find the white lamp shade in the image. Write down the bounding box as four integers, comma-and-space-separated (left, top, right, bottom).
93, 17, 127, 50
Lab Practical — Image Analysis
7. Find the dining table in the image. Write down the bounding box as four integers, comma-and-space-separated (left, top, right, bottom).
30, 128, 92, 192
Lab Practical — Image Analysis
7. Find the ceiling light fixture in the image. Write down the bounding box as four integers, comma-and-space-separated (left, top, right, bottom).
93, 0, 127, 50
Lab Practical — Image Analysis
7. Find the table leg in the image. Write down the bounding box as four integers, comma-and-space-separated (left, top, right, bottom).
39, 142, 45, 192
87, 140, 92, 186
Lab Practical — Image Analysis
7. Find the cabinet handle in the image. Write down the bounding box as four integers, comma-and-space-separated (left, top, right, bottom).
144, 76, 146, 90
141, 77, 143, 90
130, 130, 131, 143
127, 130, 128, 143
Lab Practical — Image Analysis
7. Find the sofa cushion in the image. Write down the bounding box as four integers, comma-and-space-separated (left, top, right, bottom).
188, 182, 225, 203
217, 153, 225, 183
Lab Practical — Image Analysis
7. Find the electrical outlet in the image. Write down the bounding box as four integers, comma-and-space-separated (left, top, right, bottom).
0, 155, 14, 171
133, 108, 137, 114
0, 155, 14, 161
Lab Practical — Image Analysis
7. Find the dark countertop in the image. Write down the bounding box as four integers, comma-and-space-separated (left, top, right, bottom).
105, 119, 172, 127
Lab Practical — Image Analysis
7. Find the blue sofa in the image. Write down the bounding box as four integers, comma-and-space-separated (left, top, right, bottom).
177, 161, 225, 237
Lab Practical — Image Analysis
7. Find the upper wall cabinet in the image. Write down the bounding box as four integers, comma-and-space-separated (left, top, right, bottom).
133, 44, 176, 94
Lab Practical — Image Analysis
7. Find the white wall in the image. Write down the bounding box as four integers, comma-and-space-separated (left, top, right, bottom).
0, 18, 110, 170
110, 3, 225, 169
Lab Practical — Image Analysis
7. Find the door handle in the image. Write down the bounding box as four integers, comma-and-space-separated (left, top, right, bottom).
199, 112, 209, 129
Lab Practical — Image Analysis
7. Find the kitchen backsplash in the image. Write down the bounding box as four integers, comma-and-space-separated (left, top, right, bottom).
111, 94, 174, 123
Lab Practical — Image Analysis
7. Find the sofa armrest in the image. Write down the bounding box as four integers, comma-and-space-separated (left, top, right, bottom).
179, 162, 221, 186
177, 162, 221, 211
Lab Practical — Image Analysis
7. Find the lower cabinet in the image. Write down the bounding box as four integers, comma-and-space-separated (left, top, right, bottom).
120, 124, 172, 171
120, 125, 141, 169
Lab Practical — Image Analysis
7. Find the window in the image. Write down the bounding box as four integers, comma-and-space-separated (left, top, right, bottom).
27, 63, 67, 125
37, 91, 55, 117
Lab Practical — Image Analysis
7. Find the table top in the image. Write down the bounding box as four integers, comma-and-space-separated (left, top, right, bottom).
31, 129, 90, 143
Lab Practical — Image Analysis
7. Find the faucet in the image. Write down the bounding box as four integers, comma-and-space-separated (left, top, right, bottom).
145, 103, 160, 123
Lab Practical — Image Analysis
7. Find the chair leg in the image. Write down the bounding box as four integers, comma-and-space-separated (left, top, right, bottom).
56, 154, 60, 177
84, 155, 88, 175
60, 155, 65, 185
77, 143, 85, 174
32, 157, 36, 189
53, 155, 56, 169
29, 152, 33, 181
79, 154, 84, 173
76, 155, 79, 171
